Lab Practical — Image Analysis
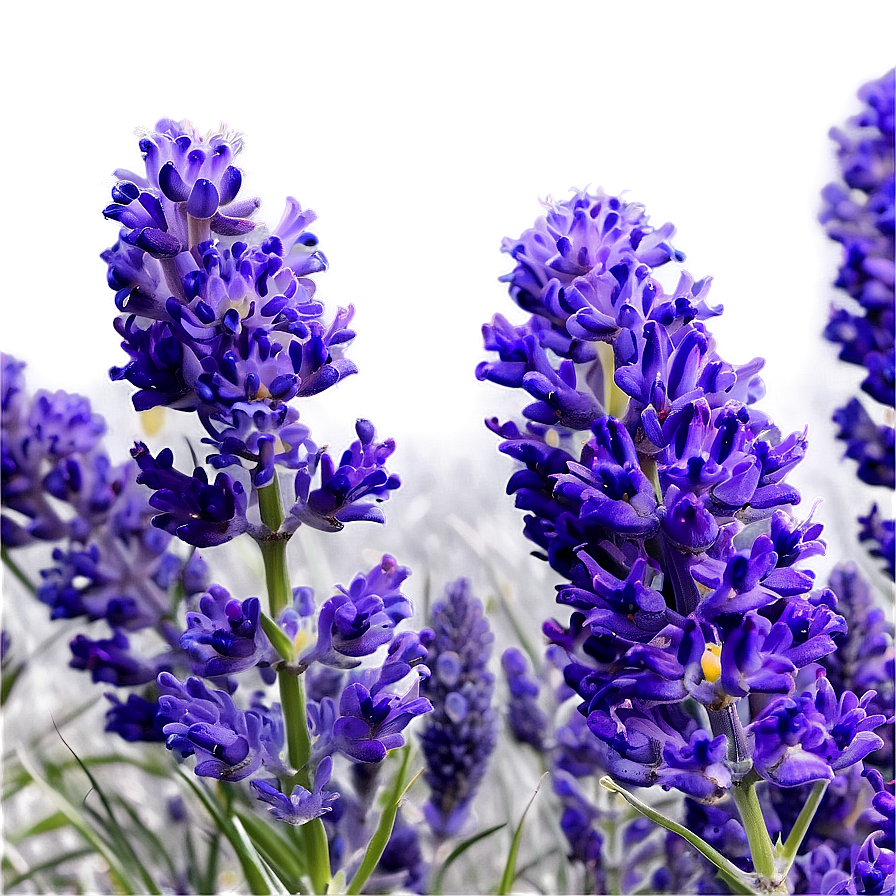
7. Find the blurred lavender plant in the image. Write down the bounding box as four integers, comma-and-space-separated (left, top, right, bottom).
419, 579, 498, 843
821, 69, 895, 579
478, 184, 893, 894
2, 354, 208, 740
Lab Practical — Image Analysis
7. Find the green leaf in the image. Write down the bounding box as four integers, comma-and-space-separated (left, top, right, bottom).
260, 611, 297, 663
2, 847, 94, 890
346, 746, 418, 895
497, 772, 547, 895
15, 747, 143, 894
7, 810, 70, 844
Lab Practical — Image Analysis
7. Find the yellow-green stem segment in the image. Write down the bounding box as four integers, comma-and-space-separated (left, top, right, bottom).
731, 780, 784, 892
256, 478, 331, 893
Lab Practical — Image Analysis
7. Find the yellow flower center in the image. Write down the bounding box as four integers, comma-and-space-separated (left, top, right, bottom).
293, 627, 314, 655
701, 643, 722, 683
139, 406, 166, 437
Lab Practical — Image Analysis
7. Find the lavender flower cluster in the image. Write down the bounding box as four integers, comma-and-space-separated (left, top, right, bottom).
480, 181, 894, 891
1, 353, 208, 741
2, 89, 894, 895
821, 69, 895, 578
98, 123, 435, 865
159, 556, 432, 812
103, 119, 398, 539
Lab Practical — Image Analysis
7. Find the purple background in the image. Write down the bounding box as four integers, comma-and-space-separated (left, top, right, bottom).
4, 1, 894, 586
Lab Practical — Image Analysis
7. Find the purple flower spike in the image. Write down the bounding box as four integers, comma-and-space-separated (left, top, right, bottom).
181, 585, 271, 677
132, 442, 249, 547
102, 121, 376, 485
251, 756, 339, 825
69, 630, 160, 687
501, 647, 549, 751
420, 579, 498, 839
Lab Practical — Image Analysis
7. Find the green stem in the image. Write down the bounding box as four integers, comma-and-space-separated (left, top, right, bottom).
257, 480, 289, 617
777, 780, 828, 876
731, 779, 778, 884
599, 776, 757, 895
277, 671, 312, 784
255, 477, 331, 893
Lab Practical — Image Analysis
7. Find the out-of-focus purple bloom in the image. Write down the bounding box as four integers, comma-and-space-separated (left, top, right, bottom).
419, 579, 498, 839
501, 647, 554, 750
373, 812, 428, 894
553, 771, 605, 885
822, 563, 894, 764
2, 358, 214, 752
157, 672, 284, 781
858, 505, 896, 579
821, 70, 895, 579
251, 755, 339, 825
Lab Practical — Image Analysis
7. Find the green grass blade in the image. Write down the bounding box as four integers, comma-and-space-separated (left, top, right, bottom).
200, 826, 222, 895
176, 767, 272, 895
230, 816, 291, 896
2, 847, 94, 890
2, 545, 37, 595
15, 747, 142, 894
235, 808, 309, 887
7, 810, 70, 844
429, 823, 507, 894
346, 746, 418, 895
497, 772, 547, 895
52, 724, 163, 894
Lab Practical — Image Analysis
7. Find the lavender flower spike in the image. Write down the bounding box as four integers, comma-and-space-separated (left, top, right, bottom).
419, 579, 498, 839
156, 673, 283, 781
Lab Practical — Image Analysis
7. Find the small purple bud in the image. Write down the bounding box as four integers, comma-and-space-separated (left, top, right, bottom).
219, 166, 243, 206
187, 178, 220, 219
159, 162, 191, 202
